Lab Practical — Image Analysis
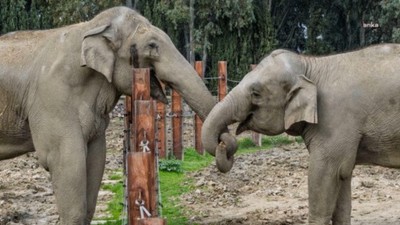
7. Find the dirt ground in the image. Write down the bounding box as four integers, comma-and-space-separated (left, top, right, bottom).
2, 115, 400, 224
180, 142, 400, 225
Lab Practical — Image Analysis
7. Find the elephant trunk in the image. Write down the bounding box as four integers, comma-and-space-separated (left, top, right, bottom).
202, 87, 247, 172
154, 50, 215, 122
170, 65, 215, 121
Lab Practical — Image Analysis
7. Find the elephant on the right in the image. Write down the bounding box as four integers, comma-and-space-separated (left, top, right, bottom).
201, 44, 400, 225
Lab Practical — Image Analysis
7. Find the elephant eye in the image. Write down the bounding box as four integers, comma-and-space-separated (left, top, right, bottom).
149, 42, 158, 48
251, 91, 261, 98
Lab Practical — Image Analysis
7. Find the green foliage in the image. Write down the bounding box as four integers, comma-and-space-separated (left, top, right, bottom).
159, 159, 183, 173
0, 0, 124, 34
261, 135, 295, 147
379, 0, 400, 42
238, 137, 256, 149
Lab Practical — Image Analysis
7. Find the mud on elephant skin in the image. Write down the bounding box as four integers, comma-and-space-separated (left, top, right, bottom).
202, 44, 400, 224
0, 7, 218, 225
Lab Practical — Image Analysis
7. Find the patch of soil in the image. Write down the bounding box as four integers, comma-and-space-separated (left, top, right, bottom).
180, 142, 400, 225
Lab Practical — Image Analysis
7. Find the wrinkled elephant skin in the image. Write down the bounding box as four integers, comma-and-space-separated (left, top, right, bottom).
0, 7, 216, 225
202, 44, 400, 224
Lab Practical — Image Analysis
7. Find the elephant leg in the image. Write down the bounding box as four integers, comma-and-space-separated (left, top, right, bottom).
85, 134, 107, 223
308, 161, 339, 225
35, 134, 88, 225
332, 176, 352, 225
307, 134, 358, 225
50, 139, 87, 225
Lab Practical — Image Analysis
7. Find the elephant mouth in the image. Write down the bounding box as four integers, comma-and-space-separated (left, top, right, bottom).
236, 113, 253, 135
150, 69, 169, 104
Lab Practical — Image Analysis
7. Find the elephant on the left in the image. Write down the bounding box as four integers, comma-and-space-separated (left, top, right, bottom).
0, 7, 219, 225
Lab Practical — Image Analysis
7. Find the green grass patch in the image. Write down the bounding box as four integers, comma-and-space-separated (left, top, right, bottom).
108, 172, 123, 181
261, 135, 296, 147
159, 171, 190, 224
181, 147, 214, 171
101, 181, 124, 220
237, 137, 257, 149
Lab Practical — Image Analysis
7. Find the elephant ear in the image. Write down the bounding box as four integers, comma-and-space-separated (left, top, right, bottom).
80, 24, 119, 83
284, 75, 318, 130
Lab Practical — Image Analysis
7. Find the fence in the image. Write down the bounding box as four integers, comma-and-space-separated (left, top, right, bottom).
123, 61, 260, 224
154, 61, 261, 160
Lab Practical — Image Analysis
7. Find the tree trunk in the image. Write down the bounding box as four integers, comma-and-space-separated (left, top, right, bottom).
126, 0, 133, 8
360, 11, 365, 46
184, 25, 190, 60
346, 12, 352, 49
202, 32, 208, 77
189, 0, 195, 65
268, 0, 272, 13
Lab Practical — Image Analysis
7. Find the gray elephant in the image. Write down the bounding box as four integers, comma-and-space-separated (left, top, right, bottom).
202, 44, 400, 225
0, 7, 216, 225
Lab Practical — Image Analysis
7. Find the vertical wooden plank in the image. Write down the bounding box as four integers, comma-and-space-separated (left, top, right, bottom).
126, 96, 132, 124
130, 68, 151, 153
171, 90, 183, 160
218, 61, 228, 101
132, 100, 157, 218
250, 64, 262, 147
156, 101, 166, 158
132, 68, 151, 100
128, 152, 154, 225
137, 218, 167, 225
128, 67, 165, 225
124, 96, 132, 177
194, 61, 204, 155
132, 101, 156, 154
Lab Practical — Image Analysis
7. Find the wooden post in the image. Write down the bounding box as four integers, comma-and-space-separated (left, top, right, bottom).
171, 90, 183, 160
128, 150, 156, 224
218, 61, 228, 101
127, 68, 165, 225
132, 68, 151, 100
156, 101, 166, 158
124, 96, 132, 176
137, 218, 166, 225
250, 64, 262, 147
194, 61, 204, 155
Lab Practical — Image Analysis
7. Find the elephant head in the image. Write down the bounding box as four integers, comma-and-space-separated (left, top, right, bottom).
202, 49, 318, 172
80, 7, 215, 120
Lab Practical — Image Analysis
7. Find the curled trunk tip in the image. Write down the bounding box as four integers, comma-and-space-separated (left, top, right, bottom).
215, 132, 238, 173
